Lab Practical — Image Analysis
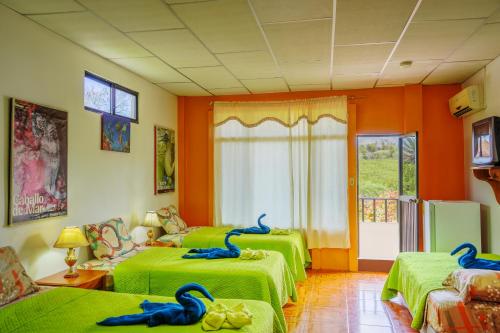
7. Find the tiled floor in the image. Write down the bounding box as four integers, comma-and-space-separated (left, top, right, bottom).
285, 270, 418, 333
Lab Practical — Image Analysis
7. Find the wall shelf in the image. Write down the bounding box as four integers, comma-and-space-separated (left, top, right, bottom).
472, 166, 500, 204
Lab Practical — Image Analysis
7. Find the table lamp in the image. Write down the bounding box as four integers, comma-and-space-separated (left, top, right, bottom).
143, 211, 161, 245
53, 226, 89, 278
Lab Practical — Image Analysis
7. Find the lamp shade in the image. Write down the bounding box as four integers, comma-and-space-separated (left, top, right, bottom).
143, 211, 161, 227
53, 226, 89, 249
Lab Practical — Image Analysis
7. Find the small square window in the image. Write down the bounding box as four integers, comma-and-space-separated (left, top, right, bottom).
84, 71, 138, 122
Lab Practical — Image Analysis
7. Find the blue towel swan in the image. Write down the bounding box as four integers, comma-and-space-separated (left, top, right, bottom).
97, 283, 214, 327
231, 213, 271, 234
182, 231, 241, 259
451, 243, 500, 271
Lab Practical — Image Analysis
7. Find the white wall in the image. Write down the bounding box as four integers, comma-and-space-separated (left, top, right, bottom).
0, 5, 177, 279
463, 56, 500, 254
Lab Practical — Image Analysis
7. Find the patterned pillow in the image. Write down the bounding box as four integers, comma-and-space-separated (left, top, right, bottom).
157, 205, 188, 234
84, 218, 137, 260
443, 269, 500, 302
0, 246, 39, 306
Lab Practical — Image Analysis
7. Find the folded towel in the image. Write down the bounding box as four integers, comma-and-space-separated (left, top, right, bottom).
451, 243, 500, 271
270, 228, 291, 235
231, 213, 271, 234
183, 231, 241, 259
240, 248, 269, 260
97, 283, 214, 327
202, 303, 253, 331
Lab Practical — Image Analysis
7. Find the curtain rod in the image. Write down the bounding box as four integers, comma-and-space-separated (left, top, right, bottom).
208, 95, 366, 106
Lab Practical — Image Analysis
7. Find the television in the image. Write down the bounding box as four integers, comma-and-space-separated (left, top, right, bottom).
472, 116, 500, 166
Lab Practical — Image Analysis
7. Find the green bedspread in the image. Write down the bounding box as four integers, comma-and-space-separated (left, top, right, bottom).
182, 226, 311, 282
114, 247, 297, 333
0, 287, 283, 333
381, 252, 500, 330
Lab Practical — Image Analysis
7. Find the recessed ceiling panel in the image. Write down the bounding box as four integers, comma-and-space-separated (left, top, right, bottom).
392, 19, 484, 61
0, 0, 84, 14
423, 60, 491, 84
251, 0, 332, 24
448, 23, 500, 61
335, 0, 418, 45
111, 57, 189, 83
209, 87, 250, 95
281, 64, 330, 85
332, 74, 378, 90
413, 0, 499, 21
171, 0, 267, 53
486, 8, 500, 22
128, 29, 219, 68
163, 0, 207, 3
79, 0, 183, 32
333, 44, 393, 75
178, 66, 242, 89
216, 51, 280, 79
157, 82, 211, 96
241, 78, 289, 93
29, 12, 151, 59
289, 84, 331, 92
378, 60, 440, 85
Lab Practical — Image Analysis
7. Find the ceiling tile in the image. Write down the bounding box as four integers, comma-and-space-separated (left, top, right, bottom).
332, 74, 378, 90
209, 87, 250, 95
335, 0, 418, 45
289, 84, 331, 92
128, 29, 219, 68
241, 78, 289, 93
423, 60, 491, 84
378, 60, 440, 85
79, 0, 183, 32
171, 0, 267, 53
251, 0, 332, 24
265, 19, 331, 84
157, 82, 211, 96
333, 44, 394, 75
392, 19, 484, 61
178, 66, 242, 89
413, 0, 500, 21
29, 12, 150, 58
486, 7, 500, 22
111, 57, 189, 83
163, 0, 206, 3
216, 51, 280, 79
448, 23, 500, 61
0, 0, 84, 14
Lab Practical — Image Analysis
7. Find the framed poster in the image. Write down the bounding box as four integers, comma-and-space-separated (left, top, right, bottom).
101, 114, 131, 153
9, 98, 68, 224
154, 126, 175, 194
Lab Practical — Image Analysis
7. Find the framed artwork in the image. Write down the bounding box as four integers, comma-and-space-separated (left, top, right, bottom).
154, 126, 175, 194
9, 98, 68, 224
101, 114, 130, 153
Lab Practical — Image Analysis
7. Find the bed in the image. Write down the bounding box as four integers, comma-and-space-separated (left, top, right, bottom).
80, 247, 296, 332
0, 287, 284, 333
381, 252, 500, 333
158, 226, 311, 282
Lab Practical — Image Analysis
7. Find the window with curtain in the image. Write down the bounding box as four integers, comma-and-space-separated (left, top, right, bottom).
213, 96, 349, 249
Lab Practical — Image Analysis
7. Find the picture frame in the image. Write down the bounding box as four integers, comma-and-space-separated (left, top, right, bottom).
154, 125, 175, 194
101, 113, 131, 153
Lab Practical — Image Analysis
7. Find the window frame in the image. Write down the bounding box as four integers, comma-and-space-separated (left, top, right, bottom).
84, 71, 139, 123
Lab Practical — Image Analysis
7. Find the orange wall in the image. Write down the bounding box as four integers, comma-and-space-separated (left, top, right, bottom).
178, 84, 465, 269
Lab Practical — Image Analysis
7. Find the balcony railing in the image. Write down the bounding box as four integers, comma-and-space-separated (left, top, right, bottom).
359, 197, 399, 223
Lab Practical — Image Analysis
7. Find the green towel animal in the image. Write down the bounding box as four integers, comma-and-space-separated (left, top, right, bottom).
240, 248, 269, 260
202, 303, 253, 331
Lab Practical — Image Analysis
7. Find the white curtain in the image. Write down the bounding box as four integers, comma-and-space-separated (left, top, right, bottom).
213, 96, 349, 249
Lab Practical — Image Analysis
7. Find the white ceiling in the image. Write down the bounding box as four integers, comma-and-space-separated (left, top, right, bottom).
2, 0, 500, 96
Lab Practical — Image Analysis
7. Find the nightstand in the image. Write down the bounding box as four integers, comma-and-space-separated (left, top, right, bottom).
144, 240, 175, 247
36, 269, 108, 290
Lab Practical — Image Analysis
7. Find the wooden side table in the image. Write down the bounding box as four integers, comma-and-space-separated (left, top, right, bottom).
36, 269, 108, 290
144, 240, 175, 247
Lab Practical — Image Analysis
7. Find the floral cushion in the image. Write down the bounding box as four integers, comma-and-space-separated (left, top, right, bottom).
0, 246, 39, 306
443, 269, 500, 302
84, 218, 138, 260
157, 205, 188, 234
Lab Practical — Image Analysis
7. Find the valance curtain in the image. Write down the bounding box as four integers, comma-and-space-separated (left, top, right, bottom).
213, 96, 349, 249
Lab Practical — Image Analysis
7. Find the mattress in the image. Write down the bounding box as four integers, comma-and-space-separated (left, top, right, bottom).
0, 287, 283, 333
